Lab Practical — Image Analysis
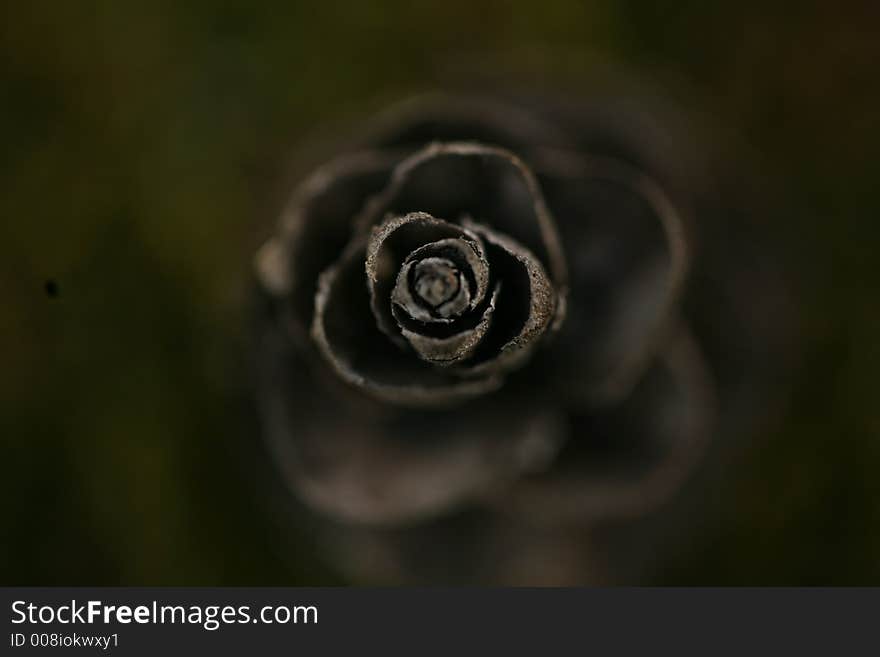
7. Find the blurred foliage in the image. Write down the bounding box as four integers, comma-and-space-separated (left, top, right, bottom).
2, 1, 878, 584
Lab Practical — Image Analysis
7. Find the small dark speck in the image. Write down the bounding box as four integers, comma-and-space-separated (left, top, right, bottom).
45, 279, 59, 298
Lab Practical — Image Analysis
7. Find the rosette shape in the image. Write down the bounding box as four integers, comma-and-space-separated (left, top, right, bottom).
253, 93, 787, 584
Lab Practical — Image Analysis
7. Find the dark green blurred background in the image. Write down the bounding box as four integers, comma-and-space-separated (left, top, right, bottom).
2, 2, 878, 584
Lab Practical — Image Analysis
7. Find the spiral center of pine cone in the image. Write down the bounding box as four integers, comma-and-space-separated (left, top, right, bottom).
303, 143, 574, 403
412, 258, 461, 312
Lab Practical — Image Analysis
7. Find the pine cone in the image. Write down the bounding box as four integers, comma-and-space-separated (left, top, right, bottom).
253, 93, 790, 584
